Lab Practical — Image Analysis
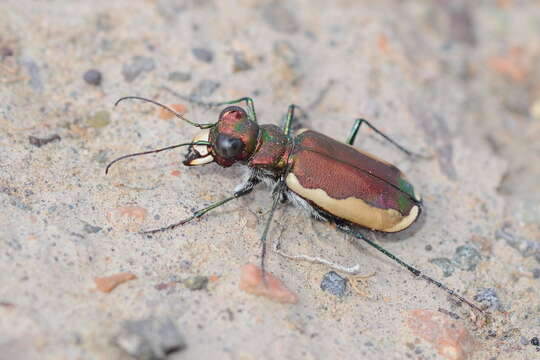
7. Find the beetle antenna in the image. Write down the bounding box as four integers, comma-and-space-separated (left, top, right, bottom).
339, 225, 485, 315
105, 141, 211, 174
115, 96, 215, 129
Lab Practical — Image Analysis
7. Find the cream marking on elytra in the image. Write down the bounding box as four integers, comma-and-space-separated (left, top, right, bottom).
381, 204, 419, 232
285, 173, 419, 232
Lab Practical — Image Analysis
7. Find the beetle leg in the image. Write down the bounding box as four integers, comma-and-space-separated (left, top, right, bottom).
141, 177, 260, 235
258, 180, 287, 280
347, 118, 430, 159
281, 104, 309, 136
281, 104, 296, 136
161, 86, 258, 122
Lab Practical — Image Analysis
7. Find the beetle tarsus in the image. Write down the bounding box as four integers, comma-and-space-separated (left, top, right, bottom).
140, 216, 195, 235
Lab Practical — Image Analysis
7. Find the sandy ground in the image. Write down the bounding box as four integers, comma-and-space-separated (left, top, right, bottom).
1, 1, 540, 359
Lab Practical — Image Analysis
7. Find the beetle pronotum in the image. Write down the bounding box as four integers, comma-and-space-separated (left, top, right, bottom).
106, 95, 483, 314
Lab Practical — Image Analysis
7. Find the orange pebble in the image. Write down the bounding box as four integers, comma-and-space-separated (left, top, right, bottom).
95, 272, 137, 293
406, 309, 476, 360
239, 264, 298, 304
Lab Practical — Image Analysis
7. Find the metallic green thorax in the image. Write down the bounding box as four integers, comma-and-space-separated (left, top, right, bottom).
248, 125, 290, 170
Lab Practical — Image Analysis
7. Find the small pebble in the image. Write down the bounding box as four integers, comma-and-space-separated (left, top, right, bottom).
1, 46, 13, 57
154, 282, 175, 291
532, 268, 540, 279
83, 224, 102, 234
452, 245, 481, 271
261, 3, 299, 34
406, 309, 475, 360
86, 110, 110, 128
179, 260, 191, 269
21, 57, 43, 91
430, 257, 455, 277
520, 336, 529, 345
28, 134, 61, 147
115, 317, 186, 360
95, 272, 137, 293
239, 264, 298, 304
123, 56, 156, 82
473, 288, 503, 311
183, 276, 208, 291
320, 271, 348, 297
83, 69, 102, 86
531, 337, 539, 346
168, 71, 191, 82
232, 51, 252, 72
192, 48, 214, 63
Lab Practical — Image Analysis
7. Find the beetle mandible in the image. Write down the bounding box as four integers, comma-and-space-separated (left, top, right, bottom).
106, 95, 483, 314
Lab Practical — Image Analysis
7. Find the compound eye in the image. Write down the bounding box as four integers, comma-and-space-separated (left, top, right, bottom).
216, 133, 244, 159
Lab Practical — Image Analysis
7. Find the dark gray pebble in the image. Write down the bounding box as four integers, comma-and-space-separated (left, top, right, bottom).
122, 56, 156, 82
320, 271, 348, 297
83, 224, 102, 234
83, 69, 102, 86
115, 317, 186, 360
28, 134, 61, 147
474, 288, 503, 311
192, 48, 214, 63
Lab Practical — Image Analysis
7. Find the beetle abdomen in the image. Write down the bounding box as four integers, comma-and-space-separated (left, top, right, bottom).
286, 130, 420, 232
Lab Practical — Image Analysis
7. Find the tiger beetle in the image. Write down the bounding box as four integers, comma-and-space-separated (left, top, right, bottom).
106, 95, 484, 314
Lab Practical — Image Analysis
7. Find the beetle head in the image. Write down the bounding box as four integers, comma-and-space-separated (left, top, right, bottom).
106, 97, 259, 174
184, 106, 259, 167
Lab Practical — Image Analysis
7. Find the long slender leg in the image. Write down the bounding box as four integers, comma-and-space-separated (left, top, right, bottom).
259, 180, 286, 278
161, 86, 257, 122
346, 118, 427, 158
337, 224, 484, 314
281, 104, 297, 136
142, 175, 260, 235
